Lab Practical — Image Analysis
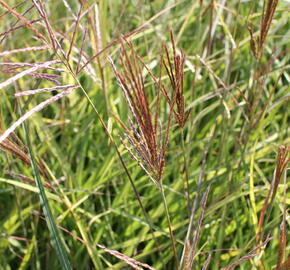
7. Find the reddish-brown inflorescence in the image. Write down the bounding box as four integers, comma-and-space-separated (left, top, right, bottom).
162, 31, 191, 128
110, 33, 191, 184
110, 39, 173, 184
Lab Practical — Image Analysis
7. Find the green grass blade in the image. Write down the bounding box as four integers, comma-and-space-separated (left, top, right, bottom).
20, 106, 72, 270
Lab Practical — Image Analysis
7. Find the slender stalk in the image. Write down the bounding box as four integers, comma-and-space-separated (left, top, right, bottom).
181, 127, 191, 214
159, 182, 180, 270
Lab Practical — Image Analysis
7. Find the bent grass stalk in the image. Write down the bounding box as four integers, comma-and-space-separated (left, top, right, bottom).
0, 60, 61, 90
0, 86, 78, 144
34, 210, 157, 270
0, 0, 47, 41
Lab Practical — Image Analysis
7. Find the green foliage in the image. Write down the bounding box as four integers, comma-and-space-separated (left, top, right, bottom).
0, 0, 289, 269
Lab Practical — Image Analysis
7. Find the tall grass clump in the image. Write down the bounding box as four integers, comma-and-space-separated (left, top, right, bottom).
0, 0, 289, 269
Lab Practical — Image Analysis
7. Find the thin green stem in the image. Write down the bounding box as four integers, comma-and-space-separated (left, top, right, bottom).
181, 127, 191, 214
159, 182, 180, 270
